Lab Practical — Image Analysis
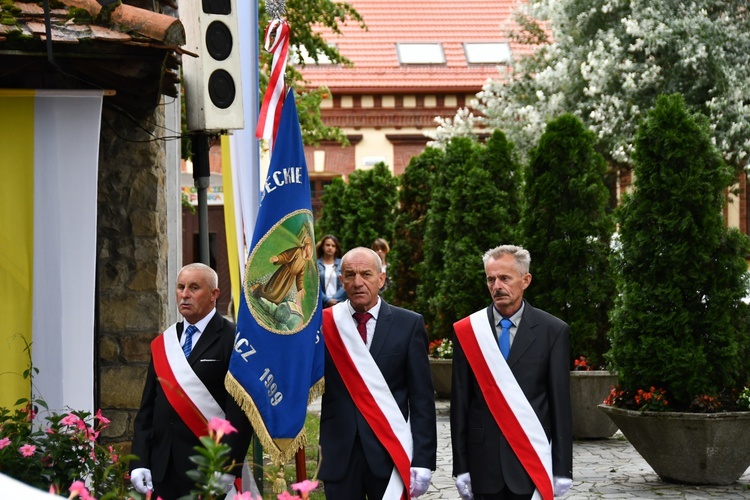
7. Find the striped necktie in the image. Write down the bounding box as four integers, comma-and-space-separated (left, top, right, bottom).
183, 324, 198, 357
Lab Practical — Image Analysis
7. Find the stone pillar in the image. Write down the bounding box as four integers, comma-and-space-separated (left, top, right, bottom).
97, 104, 169, 451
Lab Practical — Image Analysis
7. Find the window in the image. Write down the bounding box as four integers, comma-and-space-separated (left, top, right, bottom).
463, 42, 512, 64
396, 43, 445, 65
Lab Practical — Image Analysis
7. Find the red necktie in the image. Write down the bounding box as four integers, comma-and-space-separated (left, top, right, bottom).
352, 312, 372, 343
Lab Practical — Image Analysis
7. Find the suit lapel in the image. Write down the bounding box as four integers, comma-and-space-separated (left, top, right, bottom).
485, 302, 539, 367
187, 313, 224, 363
507, 301, 538, 366
369, 300, 393, 359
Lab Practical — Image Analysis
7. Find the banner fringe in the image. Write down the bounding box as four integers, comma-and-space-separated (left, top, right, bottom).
226, 372, 314, 465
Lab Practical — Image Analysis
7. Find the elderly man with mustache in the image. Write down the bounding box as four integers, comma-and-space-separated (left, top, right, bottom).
450, 245, 573, 500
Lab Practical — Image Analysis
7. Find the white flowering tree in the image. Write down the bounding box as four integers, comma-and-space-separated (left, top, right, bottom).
431, 0, 750, 168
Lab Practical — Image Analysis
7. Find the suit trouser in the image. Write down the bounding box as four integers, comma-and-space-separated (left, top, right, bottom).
323, 434, 390, 500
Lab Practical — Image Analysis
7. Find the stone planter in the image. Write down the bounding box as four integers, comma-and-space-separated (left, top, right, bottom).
570, 370, 619, 439
599, 404, 750, 485
430, 358, 452, 399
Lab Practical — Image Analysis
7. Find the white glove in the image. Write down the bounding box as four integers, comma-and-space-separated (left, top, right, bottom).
409, 467, 432, 497
455, 472, 473, 500
553, 476, 573, 496
130, 468, 153, 494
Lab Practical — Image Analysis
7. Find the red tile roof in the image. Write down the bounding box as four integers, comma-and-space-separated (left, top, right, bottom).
299, 0, 536, 93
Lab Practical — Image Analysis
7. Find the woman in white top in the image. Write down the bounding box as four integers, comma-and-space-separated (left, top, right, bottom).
316, 234, 347, 307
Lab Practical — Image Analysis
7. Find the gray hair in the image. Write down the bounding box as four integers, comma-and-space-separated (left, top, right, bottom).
180, 262, 219, 289
482, 245, 531, 275
342, 247, 383, 271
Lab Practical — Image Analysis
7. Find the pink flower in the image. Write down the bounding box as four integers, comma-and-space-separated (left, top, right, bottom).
46, 427, 55, 434
60, 414, 80, 427
108, 445, 119, 462
208, 417, 237, 441
292, 479, 319, 495
277, 493, 300, 500
233, 492, 261, 500
95, 409, 110, 427
19, 444, 36, 457
0, 437, 11, 449
68, 480, 92, 499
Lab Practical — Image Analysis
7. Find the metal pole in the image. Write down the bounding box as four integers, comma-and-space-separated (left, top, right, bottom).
192, 133, 211, 265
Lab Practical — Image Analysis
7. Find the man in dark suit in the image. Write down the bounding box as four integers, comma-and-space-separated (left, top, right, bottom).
131, 263, 252, 500
319, 247, 437, 499
451, 245, 573, 500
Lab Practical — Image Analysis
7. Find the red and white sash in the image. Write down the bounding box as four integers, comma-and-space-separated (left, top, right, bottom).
323, 303, 413, 500
454, 310, 553, 500
151, 324, 225, 439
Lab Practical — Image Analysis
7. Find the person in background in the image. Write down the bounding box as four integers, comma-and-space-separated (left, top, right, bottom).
319, 247, 437, 499
317, 234, 347, 307
131, 263, 252, 500
450, 245, 573, 500
371, 238, 392, 293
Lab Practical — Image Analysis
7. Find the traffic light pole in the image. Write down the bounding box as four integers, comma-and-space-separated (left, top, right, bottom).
192, 133, 211, 266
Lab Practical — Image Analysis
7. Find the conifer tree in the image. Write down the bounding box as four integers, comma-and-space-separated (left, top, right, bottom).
520, 114, 615, 368
338, 162, 398, 251
417, 138, 478, 334
609, 94, 750, 408
431, 131, 522, 340
390, 147, 444, 310
316, 176, 347, 244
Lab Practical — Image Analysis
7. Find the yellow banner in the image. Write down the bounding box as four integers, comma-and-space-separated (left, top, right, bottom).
0, 95, 35, 408
222, 135, 242, 320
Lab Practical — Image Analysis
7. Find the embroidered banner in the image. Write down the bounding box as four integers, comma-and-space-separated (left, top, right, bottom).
226, 89, 324, 464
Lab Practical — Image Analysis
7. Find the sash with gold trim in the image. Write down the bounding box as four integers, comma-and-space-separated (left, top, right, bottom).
453, 310, 553, 500
323, 303, 412, 500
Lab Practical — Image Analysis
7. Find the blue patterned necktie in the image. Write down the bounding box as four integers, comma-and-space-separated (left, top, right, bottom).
183, 324, 198, 358
499, 318, 513, 360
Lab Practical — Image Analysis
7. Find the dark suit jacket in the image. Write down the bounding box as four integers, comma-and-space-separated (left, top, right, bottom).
450, 301, 573, 495
131, 313, 252, 490
318, 300, 438, 481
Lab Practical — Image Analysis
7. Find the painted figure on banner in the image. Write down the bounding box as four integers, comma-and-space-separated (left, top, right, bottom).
249, 226, 317, 332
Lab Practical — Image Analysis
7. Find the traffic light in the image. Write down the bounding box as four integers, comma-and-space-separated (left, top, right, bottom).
180, 0, 244, 132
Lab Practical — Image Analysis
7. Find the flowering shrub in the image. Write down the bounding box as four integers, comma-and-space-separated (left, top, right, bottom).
689, 395, 722, 413
428, 339, 453, 359
738, 387, 750, 411
572, 355, 593, 372
0, 397, 133, 498
603, 386, 669, 412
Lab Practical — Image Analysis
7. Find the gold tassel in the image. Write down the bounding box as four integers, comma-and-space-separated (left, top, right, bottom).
273, 465, 287, 494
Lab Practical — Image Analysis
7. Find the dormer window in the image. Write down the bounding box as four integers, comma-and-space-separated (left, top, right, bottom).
463, 42, 512, 64
396, 43, 445, 65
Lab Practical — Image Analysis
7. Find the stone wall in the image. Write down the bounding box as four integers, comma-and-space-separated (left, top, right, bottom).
97, 104, 169, 451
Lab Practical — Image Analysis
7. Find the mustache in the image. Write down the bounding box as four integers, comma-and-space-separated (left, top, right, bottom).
493, 290, 509, 298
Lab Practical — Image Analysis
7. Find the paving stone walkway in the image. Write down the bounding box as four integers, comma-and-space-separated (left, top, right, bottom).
424, 400, 750, 499
310, 398, 750, 498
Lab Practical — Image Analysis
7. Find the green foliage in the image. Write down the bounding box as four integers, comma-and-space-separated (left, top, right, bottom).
258, 0, 365, 146
389, 147, 444, 309
418, 132, 522, 340
608, 94, 750, 409
519, 114, 615, 369
417, 137, 479, 333
0, 398, 134, 497
337, 163, 399, 251
316, 176, 347, 241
